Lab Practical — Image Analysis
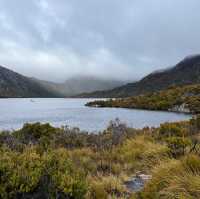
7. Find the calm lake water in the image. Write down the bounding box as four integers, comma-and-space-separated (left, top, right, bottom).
0, 98, 191, 132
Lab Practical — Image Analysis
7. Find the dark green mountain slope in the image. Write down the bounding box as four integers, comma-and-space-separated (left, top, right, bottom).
78, 55, 200, 98
0, 65, 61, 98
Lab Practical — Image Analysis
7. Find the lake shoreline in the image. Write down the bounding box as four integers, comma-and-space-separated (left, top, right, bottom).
86, 103, 193, 115
0, 98, 191, 132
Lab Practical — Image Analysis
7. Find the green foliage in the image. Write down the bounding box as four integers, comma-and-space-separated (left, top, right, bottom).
1, 117, 200, 198
0, 147, 43, 198
159, 123, 184, 137
43, 148, 87, 199
0, 147, 87, 199
190, 114, 200, 132
86, 83, 200, 114
14, 122, 57, 145
166, 136, 192, 157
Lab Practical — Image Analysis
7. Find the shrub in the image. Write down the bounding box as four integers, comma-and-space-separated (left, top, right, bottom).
139, 155, 200, 199
88, 175, 126, 199
43, 148, 87, 199
166, 136, 192, 157
14, 123, 57, 145
0, 147, 43, 199
159, 123, 183, 137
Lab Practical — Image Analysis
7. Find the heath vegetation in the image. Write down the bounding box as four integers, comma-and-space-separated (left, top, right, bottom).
86, 84, 200, 114
1, 115, 200, 198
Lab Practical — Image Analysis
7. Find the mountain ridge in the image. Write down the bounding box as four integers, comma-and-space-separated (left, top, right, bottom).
77, 55, 200, 98
0, 65, 126, 98
0, 65, 61, 98
35, 76, 126, 97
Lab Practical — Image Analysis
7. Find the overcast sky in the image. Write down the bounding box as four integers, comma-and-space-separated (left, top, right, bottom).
0, 0, 200, 82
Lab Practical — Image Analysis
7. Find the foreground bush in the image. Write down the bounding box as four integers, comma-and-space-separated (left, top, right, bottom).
0, 147, 87, 199
0, 117, 200, 198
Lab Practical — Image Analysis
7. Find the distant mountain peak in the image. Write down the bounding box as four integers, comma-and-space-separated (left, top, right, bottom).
2, 54, 200, 98
183, 54, 200, 61
78, 54, 200, 98
37, 75, 126, 97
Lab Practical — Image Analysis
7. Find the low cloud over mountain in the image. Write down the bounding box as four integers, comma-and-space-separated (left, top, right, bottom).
0, 0, 200, 82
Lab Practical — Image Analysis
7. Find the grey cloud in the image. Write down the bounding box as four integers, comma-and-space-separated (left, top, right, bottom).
0, 0, 200, 82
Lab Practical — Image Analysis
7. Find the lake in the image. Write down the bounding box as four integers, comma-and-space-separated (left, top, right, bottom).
0, 98, 191, 132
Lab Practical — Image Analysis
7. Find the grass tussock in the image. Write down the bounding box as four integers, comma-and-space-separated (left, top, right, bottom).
117, 135, 169, 172
1, 116, 200, 198
139, 155, 200, 199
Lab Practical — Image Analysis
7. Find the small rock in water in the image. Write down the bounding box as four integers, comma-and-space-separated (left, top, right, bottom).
125, 173, 152, 192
